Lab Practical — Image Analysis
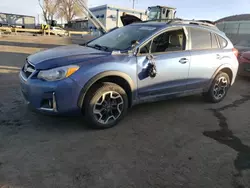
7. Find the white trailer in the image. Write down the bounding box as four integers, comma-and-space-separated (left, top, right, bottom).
88, 5, 147, 32
76, 0, 177, 36
0, 12, 35, 28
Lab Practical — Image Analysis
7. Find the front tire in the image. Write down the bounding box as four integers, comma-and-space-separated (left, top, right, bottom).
204, 71, 230, 103
84, 82, 128, 129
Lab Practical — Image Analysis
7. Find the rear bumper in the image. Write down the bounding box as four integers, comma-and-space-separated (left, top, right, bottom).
19, 71, 82, 115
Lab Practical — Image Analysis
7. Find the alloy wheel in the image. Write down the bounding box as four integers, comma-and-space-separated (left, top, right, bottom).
213, 76, 228, 100
93, 91, 124, 124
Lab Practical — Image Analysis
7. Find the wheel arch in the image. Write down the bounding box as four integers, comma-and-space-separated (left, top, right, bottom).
219, 67, 233, 83
208, 64, 234, 89
77, 71, 136, 110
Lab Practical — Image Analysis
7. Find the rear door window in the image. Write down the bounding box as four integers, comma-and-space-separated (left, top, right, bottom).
190, 28, 211, 50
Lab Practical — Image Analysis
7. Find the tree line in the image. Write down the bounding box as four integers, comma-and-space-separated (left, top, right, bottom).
38, 0, 87, 23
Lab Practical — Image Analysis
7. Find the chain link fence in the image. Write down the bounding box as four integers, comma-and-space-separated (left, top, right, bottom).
216, 21, 250, 50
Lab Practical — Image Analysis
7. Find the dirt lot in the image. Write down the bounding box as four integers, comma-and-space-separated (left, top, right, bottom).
0, 35, 250, 188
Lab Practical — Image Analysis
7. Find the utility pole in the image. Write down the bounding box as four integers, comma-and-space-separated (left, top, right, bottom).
37, 14, 40, 25
132, 0, 135, 9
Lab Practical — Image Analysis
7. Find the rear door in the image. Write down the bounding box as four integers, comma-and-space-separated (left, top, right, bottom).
186, 27, 221, 90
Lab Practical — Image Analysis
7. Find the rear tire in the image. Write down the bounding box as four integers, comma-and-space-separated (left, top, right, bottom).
204, 71, 230, 103
84, 82, 128, 129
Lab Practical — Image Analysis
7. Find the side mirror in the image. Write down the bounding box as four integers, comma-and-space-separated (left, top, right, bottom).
146, 54, 157, 78
147, 63, 157, 78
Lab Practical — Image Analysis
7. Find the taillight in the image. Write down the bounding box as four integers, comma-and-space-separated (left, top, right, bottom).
232, 48, 239, 57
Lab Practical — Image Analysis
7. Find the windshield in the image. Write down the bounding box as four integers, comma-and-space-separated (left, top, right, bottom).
148, 7, 161, 20
87, 25, 159, 51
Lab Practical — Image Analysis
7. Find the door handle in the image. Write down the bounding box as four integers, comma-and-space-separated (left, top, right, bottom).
179, 58, 189, 64
216, 54, 221, 59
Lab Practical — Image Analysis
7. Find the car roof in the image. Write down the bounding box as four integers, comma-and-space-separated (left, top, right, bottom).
130, 22, 167, 28
131, 20, 224, 35
131, 22, 166, 27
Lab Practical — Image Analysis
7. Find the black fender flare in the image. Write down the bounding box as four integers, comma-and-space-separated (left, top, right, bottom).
206, 64, 233, 91
77, 71, 136, 108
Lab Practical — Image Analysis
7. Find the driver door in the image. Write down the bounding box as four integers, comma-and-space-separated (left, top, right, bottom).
137, 27, 191, 99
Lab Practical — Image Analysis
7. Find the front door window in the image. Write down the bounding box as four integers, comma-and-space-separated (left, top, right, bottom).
140, 28, 186, 55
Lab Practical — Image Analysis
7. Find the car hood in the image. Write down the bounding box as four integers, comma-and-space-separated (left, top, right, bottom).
120, 14, 142, 26
27, 44, 110, 70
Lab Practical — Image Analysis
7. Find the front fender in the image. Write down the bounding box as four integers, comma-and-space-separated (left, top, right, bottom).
76, 70, 136, 108
70, 58, 137, 108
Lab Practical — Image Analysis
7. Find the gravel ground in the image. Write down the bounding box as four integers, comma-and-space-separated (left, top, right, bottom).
0, 36, 250, 188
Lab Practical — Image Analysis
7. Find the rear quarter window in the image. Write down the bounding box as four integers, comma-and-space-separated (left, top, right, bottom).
217, 35, 228, 48
211, 33, 219, 49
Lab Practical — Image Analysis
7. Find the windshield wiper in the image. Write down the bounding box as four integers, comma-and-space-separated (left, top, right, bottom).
79, 42, 87, 46
95, 44, 109, 51
88, 44, 110, 51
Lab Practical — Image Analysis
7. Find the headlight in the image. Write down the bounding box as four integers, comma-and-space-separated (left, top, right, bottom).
37, 65, 79, 81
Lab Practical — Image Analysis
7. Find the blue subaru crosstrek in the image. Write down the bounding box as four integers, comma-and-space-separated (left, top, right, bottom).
19, 20, 239, 128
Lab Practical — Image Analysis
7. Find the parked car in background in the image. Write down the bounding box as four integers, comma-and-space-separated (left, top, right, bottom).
238, 51, 250, 76
50, 26, 68, 36
10, 25, 24, 28
0, 23, 10, 27
19, 20, 239, 128
235, 40, 250, 53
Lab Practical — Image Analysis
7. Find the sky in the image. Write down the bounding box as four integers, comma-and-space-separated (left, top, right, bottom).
0, 0, 250, 22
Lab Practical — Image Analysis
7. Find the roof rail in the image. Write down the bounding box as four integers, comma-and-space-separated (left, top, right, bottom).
141, 19, 174, 23
142, 19, 217, 28
168, 19, 217, 27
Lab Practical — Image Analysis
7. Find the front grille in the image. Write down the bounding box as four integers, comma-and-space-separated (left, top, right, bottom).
22, 60, 35, 78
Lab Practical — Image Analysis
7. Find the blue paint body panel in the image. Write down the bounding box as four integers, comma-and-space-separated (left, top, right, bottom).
137, 51, 191, 98
19, 22, 238, 115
